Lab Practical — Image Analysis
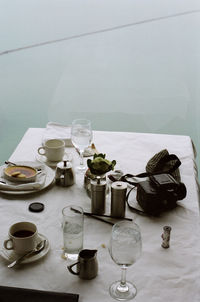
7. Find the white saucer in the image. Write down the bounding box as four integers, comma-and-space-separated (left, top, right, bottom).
0, 233, 50, 264
36, 152, 73, 168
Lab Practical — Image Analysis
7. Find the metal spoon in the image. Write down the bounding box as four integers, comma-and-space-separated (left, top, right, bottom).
5, 161, 17, 166
8, 240, 46, 268
0, 180, 6, 184
5, 161, 42, 172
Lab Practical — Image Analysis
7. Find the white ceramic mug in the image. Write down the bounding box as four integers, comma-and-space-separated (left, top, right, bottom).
38, 139, 65, 162
4, 222, 38, 255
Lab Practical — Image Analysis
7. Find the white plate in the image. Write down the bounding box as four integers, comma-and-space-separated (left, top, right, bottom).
36, 152, 73, 168
0, 233, 50, 264
0, 161, 55, 195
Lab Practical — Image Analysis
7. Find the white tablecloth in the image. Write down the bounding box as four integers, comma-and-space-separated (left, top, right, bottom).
0, 128, 200, 302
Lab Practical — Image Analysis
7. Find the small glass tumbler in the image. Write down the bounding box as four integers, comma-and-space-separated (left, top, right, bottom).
62, 205, 84, 260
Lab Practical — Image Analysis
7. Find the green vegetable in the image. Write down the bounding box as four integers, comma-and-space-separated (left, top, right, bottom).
87, 153, 116, 176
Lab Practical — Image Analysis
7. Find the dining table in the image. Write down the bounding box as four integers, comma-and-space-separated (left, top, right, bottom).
0, 127, 200, 302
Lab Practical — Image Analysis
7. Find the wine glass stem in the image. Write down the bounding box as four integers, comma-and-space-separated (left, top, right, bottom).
120, 266, 127, 287
79, 151, 84, 167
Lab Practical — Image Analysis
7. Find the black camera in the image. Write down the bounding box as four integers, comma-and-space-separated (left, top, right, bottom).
136, 173, 187, 215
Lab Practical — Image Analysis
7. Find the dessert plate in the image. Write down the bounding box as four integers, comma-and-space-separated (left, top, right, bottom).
0, 233, 50, 264
0, 161, 55, 195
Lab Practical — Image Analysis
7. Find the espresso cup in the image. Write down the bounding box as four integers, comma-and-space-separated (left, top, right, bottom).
38, 139, 65, 162
4, 222, 38, 255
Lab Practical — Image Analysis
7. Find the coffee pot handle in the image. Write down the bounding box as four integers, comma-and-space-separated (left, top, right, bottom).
67, 262, 80, 275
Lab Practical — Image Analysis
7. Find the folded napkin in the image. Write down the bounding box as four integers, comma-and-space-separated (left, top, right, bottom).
42, 122, 73, 147
0, 164, 46, 191
77, 145, 98, 157
43, 122, 97, 157
0, 286, 79, 302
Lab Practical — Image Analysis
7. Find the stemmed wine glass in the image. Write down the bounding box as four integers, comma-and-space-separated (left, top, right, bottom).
109, 221, 142, 301
71, 119, 92, 173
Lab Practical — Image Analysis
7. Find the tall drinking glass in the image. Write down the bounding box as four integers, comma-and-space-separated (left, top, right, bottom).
62, 205, 84, 260
109, 221, 142, 301
71, 119, 92, 173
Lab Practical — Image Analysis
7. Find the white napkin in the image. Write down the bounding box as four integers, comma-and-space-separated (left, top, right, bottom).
42, 122, 73, 147
77, 146, 97, 157
43, 122, 97, 157
0, 164, 47, 191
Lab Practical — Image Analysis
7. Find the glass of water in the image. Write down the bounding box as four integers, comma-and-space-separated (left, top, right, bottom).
71, 119, 92, 173
109, 221, 142, 300
62, 205, 84, 261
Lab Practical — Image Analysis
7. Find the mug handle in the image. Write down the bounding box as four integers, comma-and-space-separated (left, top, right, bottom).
38, 147, 46, 156
67, 262, 80, 275
4, 239, 14, 250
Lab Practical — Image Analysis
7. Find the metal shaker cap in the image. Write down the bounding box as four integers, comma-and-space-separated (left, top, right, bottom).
111, 181, 127, 191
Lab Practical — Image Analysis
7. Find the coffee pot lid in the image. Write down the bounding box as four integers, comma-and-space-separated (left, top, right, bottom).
57, 160, 72, 170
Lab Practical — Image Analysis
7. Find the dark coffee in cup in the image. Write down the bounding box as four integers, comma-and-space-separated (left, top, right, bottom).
13, 230, 35, 238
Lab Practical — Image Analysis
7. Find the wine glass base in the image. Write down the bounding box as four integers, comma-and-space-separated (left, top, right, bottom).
109, 280, 137, 301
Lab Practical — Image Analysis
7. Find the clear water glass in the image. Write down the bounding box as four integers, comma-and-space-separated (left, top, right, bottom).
62, 205, 84, 261
109, 221, 142, 300
71, 119, 92, 173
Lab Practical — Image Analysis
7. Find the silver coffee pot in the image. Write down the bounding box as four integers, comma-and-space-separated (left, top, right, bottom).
55, 160, 75, 187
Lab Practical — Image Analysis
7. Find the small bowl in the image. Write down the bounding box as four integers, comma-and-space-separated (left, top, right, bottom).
4, 165, 37, 183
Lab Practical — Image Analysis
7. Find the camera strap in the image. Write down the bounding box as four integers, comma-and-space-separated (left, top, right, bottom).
108, 153, 181, 185
126, 186, 149, 216
108, 153, 182, 216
